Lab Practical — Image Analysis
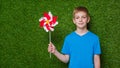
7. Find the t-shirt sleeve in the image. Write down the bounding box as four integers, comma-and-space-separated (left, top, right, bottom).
93, 37, 101, 55
61, 37, 70, 55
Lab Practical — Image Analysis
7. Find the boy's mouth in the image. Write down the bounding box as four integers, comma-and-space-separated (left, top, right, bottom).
78, 23, 84, 25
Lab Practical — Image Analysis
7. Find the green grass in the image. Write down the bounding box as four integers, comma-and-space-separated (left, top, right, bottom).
0, 0, 120, 68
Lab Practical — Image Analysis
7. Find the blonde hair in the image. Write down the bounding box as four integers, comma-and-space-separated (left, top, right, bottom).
73, 6, 89, 18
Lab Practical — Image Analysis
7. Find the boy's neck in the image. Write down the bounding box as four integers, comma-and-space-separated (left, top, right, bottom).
75, 28, 88, 36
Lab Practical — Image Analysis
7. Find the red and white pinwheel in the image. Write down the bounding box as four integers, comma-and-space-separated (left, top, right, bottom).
39, 11, 58, 32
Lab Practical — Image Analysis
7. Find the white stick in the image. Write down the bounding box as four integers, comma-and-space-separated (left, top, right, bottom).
49, 31, 51, 58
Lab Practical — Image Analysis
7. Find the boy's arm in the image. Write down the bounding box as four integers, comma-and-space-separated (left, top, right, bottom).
94, 55, 100, 68
48, 42, 69, 63
53, 50, 69, 63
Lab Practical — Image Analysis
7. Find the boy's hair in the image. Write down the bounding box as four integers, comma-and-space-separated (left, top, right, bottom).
73, 6, 89, 18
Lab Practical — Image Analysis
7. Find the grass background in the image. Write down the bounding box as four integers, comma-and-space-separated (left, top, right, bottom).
0, 0, 120, 68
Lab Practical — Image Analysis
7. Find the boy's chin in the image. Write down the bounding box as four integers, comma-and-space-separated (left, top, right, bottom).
77, 26, 87, 29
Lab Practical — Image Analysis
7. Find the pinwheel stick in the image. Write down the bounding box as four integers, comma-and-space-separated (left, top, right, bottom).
49, 31, 51, 58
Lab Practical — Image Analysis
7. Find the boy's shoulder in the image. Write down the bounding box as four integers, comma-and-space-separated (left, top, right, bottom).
64, 31, 75, 40
66, 31, 75, 37
88, 31, 99, 39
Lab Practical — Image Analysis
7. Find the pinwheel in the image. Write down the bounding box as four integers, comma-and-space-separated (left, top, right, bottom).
39, 11, 58, 32
39, 11, 58, 58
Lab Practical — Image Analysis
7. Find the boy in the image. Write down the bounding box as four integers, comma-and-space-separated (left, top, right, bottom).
48, 6, 101, 68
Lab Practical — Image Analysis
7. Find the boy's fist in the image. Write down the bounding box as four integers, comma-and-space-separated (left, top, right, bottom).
48, 42, 56, 54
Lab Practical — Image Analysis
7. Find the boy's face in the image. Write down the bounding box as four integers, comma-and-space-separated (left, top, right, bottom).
73, 11, 90, 29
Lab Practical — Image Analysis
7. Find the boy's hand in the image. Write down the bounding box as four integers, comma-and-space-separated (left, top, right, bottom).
48, 42, 69, 63
48, 42, 56, 54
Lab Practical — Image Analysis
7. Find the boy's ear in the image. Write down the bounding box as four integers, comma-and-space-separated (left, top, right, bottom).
73, 18, 76, 24
87, 16, 90, 23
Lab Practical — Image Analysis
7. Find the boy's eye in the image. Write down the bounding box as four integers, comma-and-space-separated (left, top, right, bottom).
82, 16, 87, 18
75, 17, 79, 19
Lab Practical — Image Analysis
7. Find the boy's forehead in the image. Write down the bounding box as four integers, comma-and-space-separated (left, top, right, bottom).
74, 11, 87, 16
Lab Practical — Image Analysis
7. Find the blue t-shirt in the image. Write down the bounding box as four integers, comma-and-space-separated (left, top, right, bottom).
61, 31, 101, 68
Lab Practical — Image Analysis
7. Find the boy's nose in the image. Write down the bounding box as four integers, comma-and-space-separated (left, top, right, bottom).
79, 18, 82, 22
